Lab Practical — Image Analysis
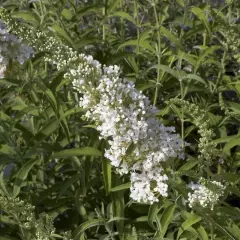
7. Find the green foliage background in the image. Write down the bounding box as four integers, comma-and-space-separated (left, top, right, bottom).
0, 0, 240, 239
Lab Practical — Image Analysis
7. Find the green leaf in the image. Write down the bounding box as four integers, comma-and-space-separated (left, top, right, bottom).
11, 12, 39, 26
50, 24, 75, 47
223, 138, 240, 156
0, 144, 14, 155
148, 64, 184, 79
226, 101, 240, 114
73, 219, 105, 239
111, 182, 131, 192
0, 79, 18, 87
60, 107, 83, 119
0, 172, 10, 197
58, 173, 81, 197
118, 39, 154, 53
34, 117, 59, 142
0, 215, 17, 225
195, 46, 221, 73
58, 106, 70, 143
13, 158, 40, 197
48, 206, 71, 219
75, 189, 88, 221
213, 134, 240, 144
177, 158, 199, 175
148, 203, 162, 230
176, 0, 184, 7
160, 26, 182, 49
52, 147, 102, 158
0, 111, 11, 121
184, 125, 196, 137
177, 214, 202, 240
196, 226, 209, 240
10, 96, 27, 111
102, 157, 111, 196
112, 177, 125, 237
41, 86, 59, 113
203, 215, 236, 240
228, 186, 240, 198
61, 9, 73, 20
177, 50, 197, 67
191, 7, 210, 34
226, 222, 240, 240
76, 5, 102, 18
108, 217, 128, 223
134, 216, 148, 222
160, 204, 176, 236
111, 11, 135, 24
182, 74, 207, 86
219, 173, 240, 183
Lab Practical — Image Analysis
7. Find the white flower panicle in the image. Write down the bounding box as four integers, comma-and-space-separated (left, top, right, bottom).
0, 12, 184, 204
72, 64, 184, 202
188, 180, 225, 210
0, 20, 34, 78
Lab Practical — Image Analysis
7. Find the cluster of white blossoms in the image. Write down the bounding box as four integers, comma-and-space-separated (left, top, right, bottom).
0, 11, 186, 204
71, 64, 185, 203
0, 20, 34, 78
188, 180, 225, 210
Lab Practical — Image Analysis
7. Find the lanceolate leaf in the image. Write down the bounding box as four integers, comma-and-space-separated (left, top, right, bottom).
177, 214, 202, 240
160, 204, 176, 236
191, 7, 211, 34
0, 172, 10, 197
13, 158, 40, 197
223, 138, 240, 156
50, 24, 75, 47
177, 158, 199, 175
148, 64, 183, 79
52, 147, 102, 158
160, 26, 182, 49
58, 172, 81, 197
148, 203, 162, 230
111, 182, 131, 192
182, 74, 207, 86
111, 11, 136, 25
11, 11, 39, 26
196, 226, 209, 240
34, 117, 60, 142
118, 39, 154, 53
73, 219, 105, 239
102, 157, 112, 196
112, 177, 125, 238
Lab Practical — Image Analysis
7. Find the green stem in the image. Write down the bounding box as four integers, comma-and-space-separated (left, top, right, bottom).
153, 2, 162, 106
120, 0, 124, 38
179, 0, 187, 39
228, 2, 232, 25
180, 79, 185, 148
178, 57, 185, 148
213, 50, 226, 93
134, 0, 140, 78
203, 31, 207, 46
102, 0, 108, 41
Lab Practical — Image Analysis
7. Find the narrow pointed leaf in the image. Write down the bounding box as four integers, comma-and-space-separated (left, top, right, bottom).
13, 158, 40, 197
52, 147, 101, 158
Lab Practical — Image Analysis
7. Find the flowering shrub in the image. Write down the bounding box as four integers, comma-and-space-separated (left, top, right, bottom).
0, 0, 240, 239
